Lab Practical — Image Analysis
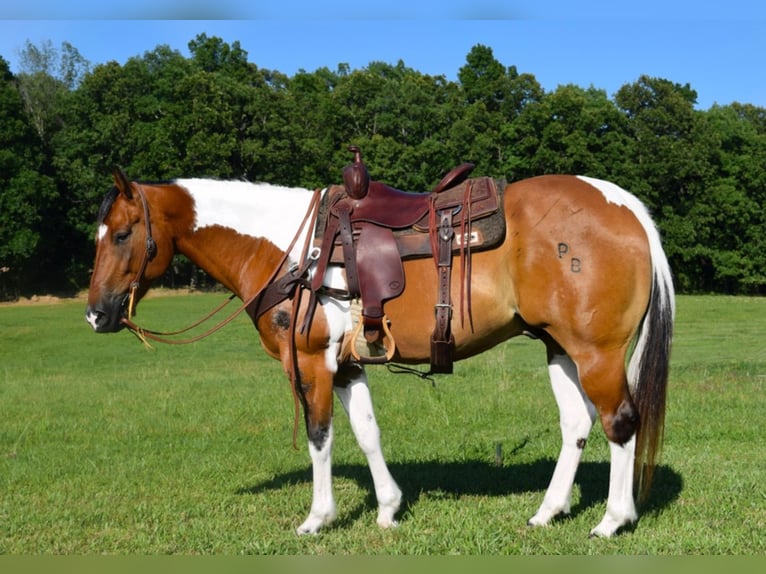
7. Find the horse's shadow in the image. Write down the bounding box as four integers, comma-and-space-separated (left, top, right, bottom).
236, 458, 683, 530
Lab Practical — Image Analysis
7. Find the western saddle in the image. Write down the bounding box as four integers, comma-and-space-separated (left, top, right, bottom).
309, 147, 506, 373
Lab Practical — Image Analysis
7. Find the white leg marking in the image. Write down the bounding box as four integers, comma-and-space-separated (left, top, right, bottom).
590, 434, 638, 538
335, 368, 402, 529
296, 422, 337, 535
318, 266, 353, 373
529, 354, 597, 527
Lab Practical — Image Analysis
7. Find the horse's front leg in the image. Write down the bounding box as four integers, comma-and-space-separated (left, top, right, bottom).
334, 363, 402, 528
295, 358, 338, 535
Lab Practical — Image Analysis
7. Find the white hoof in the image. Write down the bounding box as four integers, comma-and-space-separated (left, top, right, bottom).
528, 501, 570, 527
376, 514, 399, 529
375, 487, 402, 529
589, 510, 637, 538
296, 510, 336, 535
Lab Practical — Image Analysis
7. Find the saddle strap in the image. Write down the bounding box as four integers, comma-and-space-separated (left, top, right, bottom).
335, 202, 361, 297
310, 200, 340, 293
431, 207, 456, 374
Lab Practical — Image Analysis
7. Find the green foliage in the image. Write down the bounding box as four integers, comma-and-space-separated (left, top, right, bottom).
0, 57, 59, 298
0, 293, 764, 553
1, 38, 765, 298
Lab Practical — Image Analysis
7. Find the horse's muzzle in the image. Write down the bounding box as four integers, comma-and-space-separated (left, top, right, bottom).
85, 295, 129, 333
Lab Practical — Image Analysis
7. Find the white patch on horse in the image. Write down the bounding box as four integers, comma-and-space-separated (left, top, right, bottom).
97, 224, 108, 241
85, 310, 100, 330
176, 179, 317, 259
316, 266, 352, 373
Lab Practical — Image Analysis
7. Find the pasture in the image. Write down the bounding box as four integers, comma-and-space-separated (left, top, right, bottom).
0, 293, 764, 554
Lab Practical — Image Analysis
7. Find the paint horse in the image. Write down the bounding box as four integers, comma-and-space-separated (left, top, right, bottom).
86, 166, 674, 538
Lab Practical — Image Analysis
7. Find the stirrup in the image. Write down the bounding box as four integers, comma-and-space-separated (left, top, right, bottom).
350, 313, 396, 364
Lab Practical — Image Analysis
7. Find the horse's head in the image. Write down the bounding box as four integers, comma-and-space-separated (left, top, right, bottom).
85, 168, 174, 332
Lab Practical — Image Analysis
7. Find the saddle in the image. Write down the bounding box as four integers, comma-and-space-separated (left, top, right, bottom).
311, 147, 506, 373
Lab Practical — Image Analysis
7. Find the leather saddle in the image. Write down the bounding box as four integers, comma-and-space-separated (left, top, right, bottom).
311, 147, 506, 372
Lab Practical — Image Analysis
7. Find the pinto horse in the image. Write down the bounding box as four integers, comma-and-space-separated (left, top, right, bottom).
86, 167, 674, 538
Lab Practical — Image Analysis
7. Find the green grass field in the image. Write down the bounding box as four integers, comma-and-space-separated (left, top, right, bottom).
1, 293, 764, 554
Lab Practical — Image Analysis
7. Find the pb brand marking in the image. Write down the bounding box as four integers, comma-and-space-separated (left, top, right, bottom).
558, 242, 582, 273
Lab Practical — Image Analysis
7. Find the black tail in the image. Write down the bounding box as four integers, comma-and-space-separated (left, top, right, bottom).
630, 254, 674, 503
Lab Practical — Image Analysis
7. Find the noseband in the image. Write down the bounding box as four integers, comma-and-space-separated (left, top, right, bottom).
125, 182, 157, 320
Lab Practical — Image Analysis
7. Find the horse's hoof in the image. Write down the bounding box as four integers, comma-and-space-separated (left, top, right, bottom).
296, 522, 322, 536
296, 512, 335, 535
377, 517, 399, 529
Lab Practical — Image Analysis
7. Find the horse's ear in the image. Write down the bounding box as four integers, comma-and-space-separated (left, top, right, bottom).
111, 166, 133, 200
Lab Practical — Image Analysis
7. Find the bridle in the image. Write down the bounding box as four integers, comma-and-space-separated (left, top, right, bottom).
124, 182, 157, 321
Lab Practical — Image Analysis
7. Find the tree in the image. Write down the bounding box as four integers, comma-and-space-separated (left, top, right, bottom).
702, 103, 766, 292
0, 56, 58, 299
327, 61, 462, 189
16, 40, 89, 143
458, 44, 507, 113
614, 75, 721, 291
453, 45, 545, 179
188, 33, 250, 80
3, 36, 765, 296
504, 84, 629, 181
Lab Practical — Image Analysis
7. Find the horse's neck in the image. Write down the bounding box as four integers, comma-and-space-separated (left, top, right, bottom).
168, 179, 314, 300
178, 226, 285, 300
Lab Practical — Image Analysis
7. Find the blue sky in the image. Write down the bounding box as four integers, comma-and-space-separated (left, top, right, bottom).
0, 1, 764, 110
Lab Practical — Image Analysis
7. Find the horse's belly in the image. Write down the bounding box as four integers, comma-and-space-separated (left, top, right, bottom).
383, 253, 521, 363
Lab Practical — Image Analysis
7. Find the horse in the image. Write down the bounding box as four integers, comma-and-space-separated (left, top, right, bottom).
85, 166, 674, 538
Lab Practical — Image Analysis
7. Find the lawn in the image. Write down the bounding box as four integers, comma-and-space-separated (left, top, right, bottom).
0, 293, 764, 554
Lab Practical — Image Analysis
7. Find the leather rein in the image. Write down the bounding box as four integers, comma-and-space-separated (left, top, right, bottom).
120, 182, 323, 346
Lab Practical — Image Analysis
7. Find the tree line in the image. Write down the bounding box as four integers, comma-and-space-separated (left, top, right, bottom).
1, 35, 765, 300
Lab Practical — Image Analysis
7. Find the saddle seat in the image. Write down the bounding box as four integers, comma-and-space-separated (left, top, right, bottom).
346, 162, 476, 229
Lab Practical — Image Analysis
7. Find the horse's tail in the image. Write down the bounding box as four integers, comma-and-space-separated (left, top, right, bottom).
627, 223, 675, 503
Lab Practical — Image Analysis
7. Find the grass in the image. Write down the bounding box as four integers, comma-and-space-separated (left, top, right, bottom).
0, 293, 764, 554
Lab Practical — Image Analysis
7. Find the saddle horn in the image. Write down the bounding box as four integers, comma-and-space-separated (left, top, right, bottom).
343, 145, 370, 200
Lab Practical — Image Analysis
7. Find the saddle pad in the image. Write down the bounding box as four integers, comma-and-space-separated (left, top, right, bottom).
412, 176, 498, 231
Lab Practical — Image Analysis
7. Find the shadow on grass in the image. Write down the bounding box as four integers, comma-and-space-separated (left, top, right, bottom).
236, 458, 682, 529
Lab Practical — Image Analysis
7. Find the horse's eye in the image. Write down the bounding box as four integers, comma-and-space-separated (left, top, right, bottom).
114, 231, 131, 245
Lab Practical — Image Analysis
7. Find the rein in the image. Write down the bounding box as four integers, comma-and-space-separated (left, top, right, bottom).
121, 183, 323, 347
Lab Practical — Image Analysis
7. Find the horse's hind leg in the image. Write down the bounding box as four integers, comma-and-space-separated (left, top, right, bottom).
576, 350, 639, 537
334, 363, 402, 528
529, 351, 597, 527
